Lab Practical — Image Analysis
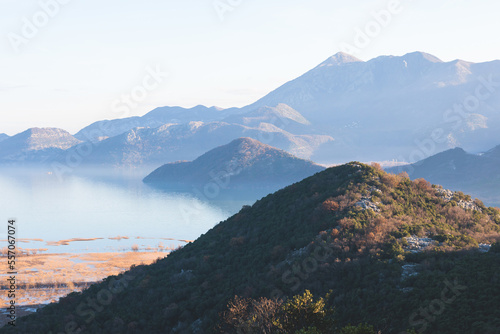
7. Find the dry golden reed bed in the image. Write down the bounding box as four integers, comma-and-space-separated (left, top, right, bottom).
1, 251, 167, 306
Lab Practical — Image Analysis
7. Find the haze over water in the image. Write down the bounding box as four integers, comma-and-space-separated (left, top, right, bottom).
0, 167, 249, 254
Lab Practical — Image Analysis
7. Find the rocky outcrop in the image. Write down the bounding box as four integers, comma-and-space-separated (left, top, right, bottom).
355, 198, 380, 212
355, 187, 382, 212
401, 263, 419, 280
435, 186, 482, 211
478, 243, 492, 253
404, 236, 438, 253
436, 187, 454, 201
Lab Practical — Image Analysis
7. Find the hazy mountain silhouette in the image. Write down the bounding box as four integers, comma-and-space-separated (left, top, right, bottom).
143, 137, 325, 192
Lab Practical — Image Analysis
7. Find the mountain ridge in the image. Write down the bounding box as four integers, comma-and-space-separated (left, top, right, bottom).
2, 51, 500, 166
386, 144, 500, 207
69, 51, 500, 166
58, 120, 333, 168
315, 52, 363, 68
74, 105, 229, 143
241, 51, 500, 162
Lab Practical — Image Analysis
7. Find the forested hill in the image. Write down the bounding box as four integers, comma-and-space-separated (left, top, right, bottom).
4, 163, 500, 333
143, 137, 325, 190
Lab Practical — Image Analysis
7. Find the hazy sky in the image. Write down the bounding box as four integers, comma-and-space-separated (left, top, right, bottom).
1, 0, 500, 135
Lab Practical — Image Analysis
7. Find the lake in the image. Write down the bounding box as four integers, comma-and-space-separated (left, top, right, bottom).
0, 167, 253, 254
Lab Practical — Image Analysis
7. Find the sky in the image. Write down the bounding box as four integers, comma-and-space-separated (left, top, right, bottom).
1, 0, 500, 135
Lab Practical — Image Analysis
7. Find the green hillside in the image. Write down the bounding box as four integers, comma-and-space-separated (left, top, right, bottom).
4, 163, 500, 333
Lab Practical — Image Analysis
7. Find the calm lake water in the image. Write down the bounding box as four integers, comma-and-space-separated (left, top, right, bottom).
0, 167, 253, 254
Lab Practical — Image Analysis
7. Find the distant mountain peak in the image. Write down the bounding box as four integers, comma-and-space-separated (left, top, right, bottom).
19, 127, 76, 139
402, 51, 443, 63
256, 103, 311, 125
0, 127, 81, 163
15, 127, 82, 150
224, 137, 281, 155
206, 137, 284, 160
229, 136, 261, 146
24, 127, 63, 134
316, 52, 363, 68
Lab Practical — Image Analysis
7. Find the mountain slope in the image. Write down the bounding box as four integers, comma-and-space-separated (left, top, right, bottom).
0, 128, 81, 164
221, 104, 312, 135
143, 137, 325, 190
386, 145, 500, 207
242, 51, 500, 162
6, 163, 500, 333
65, 122, 333, 168
74, 105, 227, 143
0, 133, 8, 142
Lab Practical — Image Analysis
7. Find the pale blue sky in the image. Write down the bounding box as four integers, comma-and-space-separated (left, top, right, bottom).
1, 0, 500, 135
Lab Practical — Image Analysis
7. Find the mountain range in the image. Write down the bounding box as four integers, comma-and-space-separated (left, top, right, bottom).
6, 163, 500, 333
0, 105, 332, 169
73, 51, 500, 164
243, 51, 500, 162
143, 137, 325, 193
1, 51, 500, 168
74, 105, 228, 143
65, 119, 332, 168
387, 144, 500, 207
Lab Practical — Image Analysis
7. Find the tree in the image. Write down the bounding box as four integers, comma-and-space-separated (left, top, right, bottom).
276, 290, 335, 333
219, 296, 281, 333
219, 291, 336, 333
